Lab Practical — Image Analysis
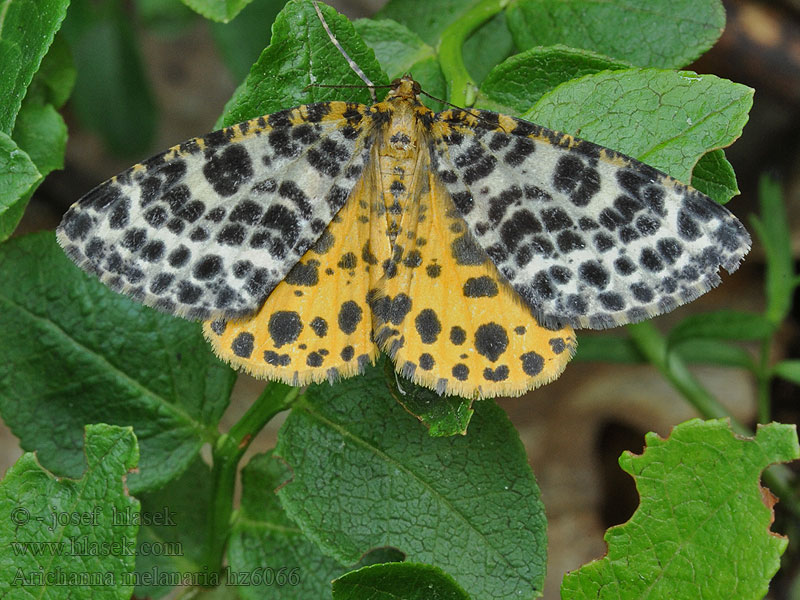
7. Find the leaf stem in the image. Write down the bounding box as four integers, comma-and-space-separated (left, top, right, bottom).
438, 0, 508, 106
205, 382, 298, 575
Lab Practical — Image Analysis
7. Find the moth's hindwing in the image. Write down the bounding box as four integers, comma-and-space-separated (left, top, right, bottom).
371, 144, 577, 398
203, 154, 384, 386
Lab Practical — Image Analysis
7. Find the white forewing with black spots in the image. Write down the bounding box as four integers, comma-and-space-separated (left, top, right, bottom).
57, 107, 369, 320
432, 109, 751, 329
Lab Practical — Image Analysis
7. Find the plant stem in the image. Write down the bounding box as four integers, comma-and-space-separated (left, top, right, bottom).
205, 382, 299, 575
757, 337, 772, 423
438, 0, 508, 106
627, 321, 746, 431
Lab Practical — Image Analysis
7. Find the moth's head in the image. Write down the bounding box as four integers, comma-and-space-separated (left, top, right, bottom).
388, 75, 421, 101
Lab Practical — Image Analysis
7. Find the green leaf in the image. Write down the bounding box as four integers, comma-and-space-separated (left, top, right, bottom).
0, 424, 140, 599
2, 33, 74, 241
0, 0, 70, 133
506, 0, 724, 68
0, 191, 28, 242
376, 0, 485, 45
354, 18, 446, 108
751, 176, 795, 325
526, 69, 754, 183
476, 45, 630, 115
690, 149, 739, 204
0, 131, 40, 239
12, 102, 67, 178
674, 339, 754, 370
22, 34, 76, 109
193, 585, 242, 600
572, 335, 754, 369
668, 310, 774, 346
384, 360, 474, 436
227, 452, 344, 599
332, 563, 471, 599
2, 102, 68, 240
772, 360, 800, 386
354, 19, 434, 81
220, 0, 387, 128
210, 0, 283, 82
571, 334, 643, 363
133, 457, 212, 599
61, 0, 157, 157
461, 11, 515, 85
136, 0, 198, 34
0, 233, 236, 494
275, 360, 547, 599
561, 419, 799, 599
180, 0, 254, 22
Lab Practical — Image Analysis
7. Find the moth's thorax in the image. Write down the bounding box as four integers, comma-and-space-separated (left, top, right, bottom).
374, 97, 433, 241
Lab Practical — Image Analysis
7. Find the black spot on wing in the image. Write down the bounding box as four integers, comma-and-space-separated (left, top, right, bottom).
520, 351, 543, 376
278, 180, 313, 220
483, 365, 509, 381
426, 264, 441, 278
108, 198, 131, 229
284, 259, 320, 286
230, 200, 263, 225
541, 207, 573, 232
450, 326, 466, 345
419, 353, 434, 370
452, 363, 469, 381
264, 351, 291, 366
338, 301, 363, 334
463, 276, 498, 298
553, 155, 600, 206
415, 309, 441, 344
268, 311, 303, 348
388, 294, 412, 325
306, 352, 324, 367
640, 247, 664, 272
306, 138, 350, 178
474, 323, 508, 362
304, 103, 331, 122
578, 260, 609, 289
231, 332, 254, 358
203, 145, 253, 197
451, 233, 486, 265
500, 209, 541, 251
504, 137, 535, 166
454, 142, 497, 184
168, 245, 191, 267
338, 252, 358, 270
193, 255, 222, 280
268, 109, 293, 128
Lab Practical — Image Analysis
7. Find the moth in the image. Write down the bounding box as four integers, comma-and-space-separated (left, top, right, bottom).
57, 75, 750, 398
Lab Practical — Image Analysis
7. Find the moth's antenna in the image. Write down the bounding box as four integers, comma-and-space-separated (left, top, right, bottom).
312, 0, 376, 102
419, 90, 501, 130
304, 83, 393, 92
420, 89, 465, 111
